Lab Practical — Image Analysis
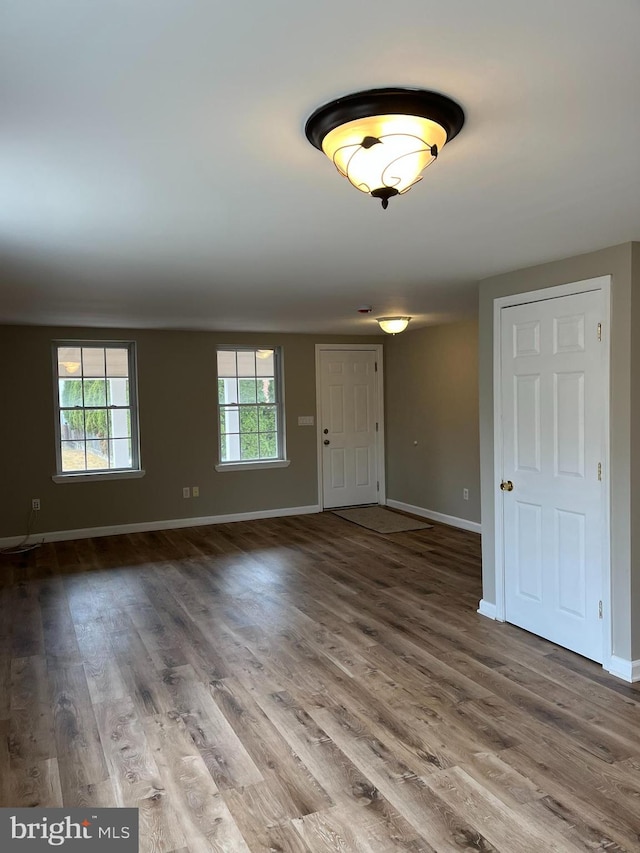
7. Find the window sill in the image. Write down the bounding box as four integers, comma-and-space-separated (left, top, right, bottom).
215, 460, 291, 472
52, 469, 146, 484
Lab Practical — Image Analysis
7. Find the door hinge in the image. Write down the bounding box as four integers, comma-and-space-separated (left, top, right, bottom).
377, 481, 380, 491
597, 322, 602, 341
375, 422, 379, 432
598, 462, 602, 481
598, 600, 603, 619
374, 361, 378, 372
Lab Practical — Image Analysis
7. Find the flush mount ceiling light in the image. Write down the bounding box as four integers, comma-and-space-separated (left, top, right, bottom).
377, 316, 411, 334
305, 87, 464, 209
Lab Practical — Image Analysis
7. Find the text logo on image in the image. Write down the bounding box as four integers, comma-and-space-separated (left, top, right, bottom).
1, 809, 138, 851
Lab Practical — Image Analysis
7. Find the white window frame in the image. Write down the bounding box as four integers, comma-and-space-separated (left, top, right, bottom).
215, 345, 289, 472
52, 340, 143, 482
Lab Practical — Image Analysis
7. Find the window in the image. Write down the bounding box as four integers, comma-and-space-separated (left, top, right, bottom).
54, 342, 141, 476
216, 347, 285, 466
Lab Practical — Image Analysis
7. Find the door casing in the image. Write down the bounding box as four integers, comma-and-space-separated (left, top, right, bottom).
315, 343, 386, 510
492, 276, 612, 669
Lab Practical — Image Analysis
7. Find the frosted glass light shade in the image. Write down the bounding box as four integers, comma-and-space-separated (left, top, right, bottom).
322, 115, 447, 196
377, 317, 411, 334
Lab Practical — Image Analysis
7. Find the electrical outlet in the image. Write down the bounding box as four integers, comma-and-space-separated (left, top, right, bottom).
192, 486, 199, 498
32, 498, 41, 511
463, 488, 469, 501
183, 487, 190, 498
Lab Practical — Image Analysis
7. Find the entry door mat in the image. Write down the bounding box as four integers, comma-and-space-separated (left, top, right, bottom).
332, 506, 433, 534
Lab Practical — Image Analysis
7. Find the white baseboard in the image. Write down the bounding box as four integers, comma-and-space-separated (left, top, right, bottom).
0, 504, 320, 547
605, 655, 640, 683
386, 499, 481, 534
477, 599, 497, 620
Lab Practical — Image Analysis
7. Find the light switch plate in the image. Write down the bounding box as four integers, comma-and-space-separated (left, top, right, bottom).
298, 415, 315, 426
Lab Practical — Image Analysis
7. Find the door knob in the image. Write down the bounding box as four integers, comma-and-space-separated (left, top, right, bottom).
323, 439, 330, 445
500, 480, 514, 492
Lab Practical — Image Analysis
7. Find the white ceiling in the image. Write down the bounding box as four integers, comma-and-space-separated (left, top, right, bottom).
1, 0, 639, 334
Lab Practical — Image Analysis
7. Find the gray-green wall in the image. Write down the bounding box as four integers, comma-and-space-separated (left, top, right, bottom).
478, 242, 638, 662
0, 326, 383, 539
385, 320, 480, 525
631, 241, 640, 663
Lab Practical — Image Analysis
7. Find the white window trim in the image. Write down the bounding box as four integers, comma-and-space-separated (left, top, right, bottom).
53, 469, 146, 484
215, 459, 290, 472
52, 339, 142, 479
216, 345, 286, 467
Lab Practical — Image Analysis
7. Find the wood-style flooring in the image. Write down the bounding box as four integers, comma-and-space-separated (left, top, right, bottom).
1, 511, 640, 852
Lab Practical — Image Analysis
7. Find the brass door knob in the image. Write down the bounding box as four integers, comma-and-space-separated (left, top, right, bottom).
500, 480, 514, 492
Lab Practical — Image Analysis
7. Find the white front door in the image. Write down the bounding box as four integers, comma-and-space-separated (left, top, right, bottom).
501, 289, 605, 663
319, 349, 379, 509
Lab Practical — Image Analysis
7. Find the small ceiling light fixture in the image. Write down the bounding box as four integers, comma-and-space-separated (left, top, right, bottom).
256, 349, 274, 359
61, 361, 81, 374
305, 87, 464, 209
377, 316, 411, 335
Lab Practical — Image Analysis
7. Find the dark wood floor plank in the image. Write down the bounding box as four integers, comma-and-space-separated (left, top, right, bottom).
498, 640, 640, 720
222, 784, 316, 853
0, 653, 10, 720
291, 805, 432, 853
439, 649, 635, 764
209, 677, 332, 817
10, 579, 44, 658
493, 659, 640, 756
135, 571, 232, 683
93, 696, 163, 803
231, 622, 329, 698
7, 758, 63, 808
49, 664, 110, 798
73, 778, 119, 808
457, 750, 545, 810
10, 655, 56, 763
254, 690, 383, 811
143, 714, 251, 853
41, 583, 82, 668
74, 620, 128, 706
498, 742, 640, 850
164, 667, 264, 791
186, 616, 287, 697
308, 675, 462, 775
2, 513, 640, 853
310, 701, 498, 852
421, 765, 585, 853
0, 719, 10, 804
109, 626, 176, 719
521, 795, 630, 852
94, 696, 183, 853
